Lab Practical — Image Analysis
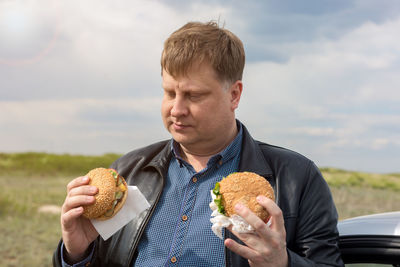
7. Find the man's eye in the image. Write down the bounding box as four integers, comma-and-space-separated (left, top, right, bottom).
165, 90, 175, 98
189, 94, 202, 101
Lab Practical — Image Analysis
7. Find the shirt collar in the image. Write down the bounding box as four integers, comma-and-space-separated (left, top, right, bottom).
171, 121, 243, 168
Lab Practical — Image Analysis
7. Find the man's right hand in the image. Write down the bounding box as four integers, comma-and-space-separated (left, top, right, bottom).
61, 176, 99, 263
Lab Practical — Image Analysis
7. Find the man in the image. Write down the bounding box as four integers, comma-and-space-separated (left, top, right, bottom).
53, 21, 343, 266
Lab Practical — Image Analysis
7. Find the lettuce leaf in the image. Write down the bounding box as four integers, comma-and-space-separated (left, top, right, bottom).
213, 182, 225, 215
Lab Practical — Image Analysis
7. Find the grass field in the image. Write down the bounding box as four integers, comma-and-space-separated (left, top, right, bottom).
1, 152, 399, 266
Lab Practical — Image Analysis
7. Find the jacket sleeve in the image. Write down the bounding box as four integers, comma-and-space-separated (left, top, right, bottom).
287, 162, 343, 267
53, 240, 97, 267
225, 161, 344, 267
53, 240, 63, 267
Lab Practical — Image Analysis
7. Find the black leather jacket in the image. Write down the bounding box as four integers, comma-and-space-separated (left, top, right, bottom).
53, 125, 343, 266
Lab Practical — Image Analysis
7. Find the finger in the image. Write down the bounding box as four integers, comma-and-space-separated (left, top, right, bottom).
62, 195, 95, 214
256, 196, 285, 233
61, 206, 84, 230
227, 225, 286, 266
234, 203, 272, 239
228, 221, 276, 253
68, 185, 98, 197
224, 238, 259, 260
67, 176, 90, 192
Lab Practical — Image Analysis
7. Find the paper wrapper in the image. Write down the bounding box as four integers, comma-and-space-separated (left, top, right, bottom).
91, 186, 150, 240
209, 190, 271, 239
209, 190, 256, 239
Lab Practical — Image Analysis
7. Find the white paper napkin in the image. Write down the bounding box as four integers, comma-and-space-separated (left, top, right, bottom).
209, 190, 255, 238
91, 186, 150, 240
209, 190, 270, 239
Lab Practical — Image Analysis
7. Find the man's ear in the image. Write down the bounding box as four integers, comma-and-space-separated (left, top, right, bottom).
230, 80, 243, 110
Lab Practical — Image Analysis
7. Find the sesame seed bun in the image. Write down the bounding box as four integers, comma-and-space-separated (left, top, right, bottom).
96, 175, 128, 221
82, 168, 128, 220
218, 172, 275, 221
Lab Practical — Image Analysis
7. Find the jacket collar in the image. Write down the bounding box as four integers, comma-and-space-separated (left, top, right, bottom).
225, 123, 275, 267
144, 122, 274, 179
146, 140, 173, 176
238, 123, 273, 178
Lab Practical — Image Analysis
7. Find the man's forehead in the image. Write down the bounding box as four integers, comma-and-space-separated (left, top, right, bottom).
162, 74, 204, 91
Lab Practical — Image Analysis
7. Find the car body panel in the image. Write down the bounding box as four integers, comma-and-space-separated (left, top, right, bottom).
338, 211, 400, 265
338, 211, 400, 236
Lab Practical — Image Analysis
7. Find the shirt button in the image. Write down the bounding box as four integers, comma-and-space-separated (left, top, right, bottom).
192, 177, 198, 183
182, 215, 188, 221
171, 256, 177, 263
218, 159, 223, 165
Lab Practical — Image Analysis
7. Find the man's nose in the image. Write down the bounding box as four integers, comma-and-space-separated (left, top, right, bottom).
170, 96, 188, 117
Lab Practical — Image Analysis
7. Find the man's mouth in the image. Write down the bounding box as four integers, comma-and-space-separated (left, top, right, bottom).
172, 122, 190, 130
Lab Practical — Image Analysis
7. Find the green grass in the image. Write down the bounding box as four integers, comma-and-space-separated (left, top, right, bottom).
330, 186, 400, 219
0, 152, 121, 177
0, 174, 71, 267
0, 153, 399, 266
321, 168, 400, 219
0, 152, 121, 267
321, 167, 400, 191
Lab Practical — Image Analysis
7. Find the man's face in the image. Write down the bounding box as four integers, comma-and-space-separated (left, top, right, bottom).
161, 63, 242, 154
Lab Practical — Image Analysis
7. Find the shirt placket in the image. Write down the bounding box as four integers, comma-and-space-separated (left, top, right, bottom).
166, 173, 200, 265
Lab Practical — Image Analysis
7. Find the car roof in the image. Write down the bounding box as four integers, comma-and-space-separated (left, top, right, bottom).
338, 211, 400, 236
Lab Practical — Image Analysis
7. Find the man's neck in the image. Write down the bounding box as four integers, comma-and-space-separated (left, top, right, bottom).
179, 124, 238, 172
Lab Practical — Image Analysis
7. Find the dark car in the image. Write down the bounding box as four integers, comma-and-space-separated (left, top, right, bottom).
338, 211, 400, 266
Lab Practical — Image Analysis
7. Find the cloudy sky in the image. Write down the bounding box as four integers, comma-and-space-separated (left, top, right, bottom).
1, 0, 399, 173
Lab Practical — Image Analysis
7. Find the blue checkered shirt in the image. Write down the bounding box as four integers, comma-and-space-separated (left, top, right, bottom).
134, 125, 243, 267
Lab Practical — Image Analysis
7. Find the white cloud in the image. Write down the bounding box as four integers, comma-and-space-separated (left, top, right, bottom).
242, 16, 400, 118
244, 16, 400, 102
0, 0, 234, 99
292, 127, 336, 137
0, 0, 60, 65
0, 98, 168, 154
0, 98, 160, 124
238, 17, 400, 172
1, 1, 399, 172
56, 0, 231, 66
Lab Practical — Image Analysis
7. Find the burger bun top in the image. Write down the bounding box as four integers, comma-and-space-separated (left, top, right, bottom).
219, 172, 275, 221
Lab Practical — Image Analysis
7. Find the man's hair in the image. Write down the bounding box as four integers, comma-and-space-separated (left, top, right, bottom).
161, 21, 245, 84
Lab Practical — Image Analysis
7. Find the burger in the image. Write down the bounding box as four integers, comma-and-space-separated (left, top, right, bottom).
212, 172, 275, 222
82, 167, 128, 220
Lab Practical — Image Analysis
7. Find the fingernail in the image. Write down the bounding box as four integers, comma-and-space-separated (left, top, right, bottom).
90, 186, 98, 193
256, 195, 264, 202
82, 176, 89, 182
235, 203, 243, 211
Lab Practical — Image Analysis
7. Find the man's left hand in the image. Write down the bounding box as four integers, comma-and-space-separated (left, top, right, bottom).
224, 195, 288, 267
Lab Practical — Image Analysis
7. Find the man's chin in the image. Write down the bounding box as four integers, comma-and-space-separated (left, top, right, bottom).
169, 130, 195, 145
170, 134, 192, 145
